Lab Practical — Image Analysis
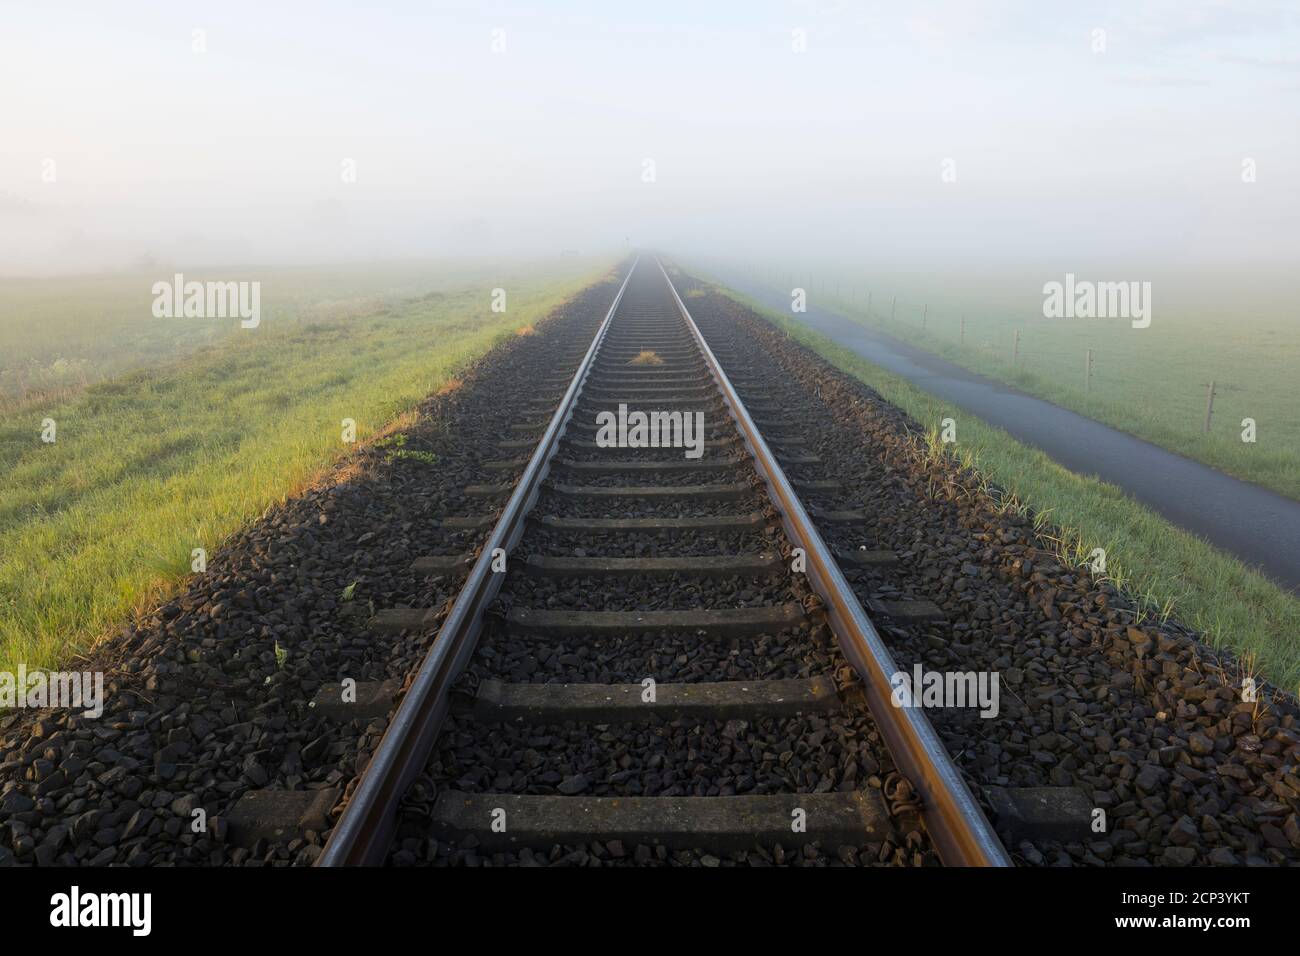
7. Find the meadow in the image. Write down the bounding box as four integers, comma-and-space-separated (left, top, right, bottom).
713, 263, 1300, 501
0, 258, 608, 673
0, 260, 596, 410
716, 284, 1300, 696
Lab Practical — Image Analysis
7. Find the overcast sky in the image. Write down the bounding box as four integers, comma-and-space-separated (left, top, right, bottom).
2, 1, 1297, 274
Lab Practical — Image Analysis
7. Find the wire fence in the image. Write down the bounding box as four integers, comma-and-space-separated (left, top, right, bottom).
736, 265, 1256, 437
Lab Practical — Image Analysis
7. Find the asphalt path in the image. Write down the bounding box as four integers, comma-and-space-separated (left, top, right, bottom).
713, 270, 1300, 593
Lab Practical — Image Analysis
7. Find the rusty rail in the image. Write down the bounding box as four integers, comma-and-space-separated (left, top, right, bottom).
656, 257, 1011, 867
317, 259, 638, 865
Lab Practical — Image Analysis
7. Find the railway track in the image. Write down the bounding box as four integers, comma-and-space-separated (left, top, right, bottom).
318, 258, 1010, 866
1, 257, 1293, 871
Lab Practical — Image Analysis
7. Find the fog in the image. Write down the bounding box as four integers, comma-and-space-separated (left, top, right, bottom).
3, 1, 1298, 282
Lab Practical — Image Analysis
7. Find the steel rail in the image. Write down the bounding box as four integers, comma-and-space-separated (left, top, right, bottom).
317, 257, 640, 866
655, 257, 1012, 867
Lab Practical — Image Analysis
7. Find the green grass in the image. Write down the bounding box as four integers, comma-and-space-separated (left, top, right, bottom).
712, 269, 1300, 501
0, 261, 609, 674
0, 259, 599, 411
714, 284, 1300, 696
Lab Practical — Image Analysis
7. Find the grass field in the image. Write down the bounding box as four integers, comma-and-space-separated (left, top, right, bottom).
715, 284, 1300, 697
0, 259, 609, 674
708, 263, 1300, 501
0, 260, 598, 411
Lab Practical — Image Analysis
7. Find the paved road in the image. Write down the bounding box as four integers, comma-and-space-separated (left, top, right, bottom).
711, 269, 1300, 593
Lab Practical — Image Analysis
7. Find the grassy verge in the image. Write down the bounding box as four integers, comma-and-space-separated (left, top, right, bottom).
706, 270, 1300, 501
715, 284, 1300, 695
0, 258, 602, 410
0, 264, 608, 673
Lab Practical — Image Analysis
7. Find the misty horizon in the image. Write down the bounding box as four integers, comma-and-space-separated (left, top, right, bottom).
3, 1, 1298, 278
